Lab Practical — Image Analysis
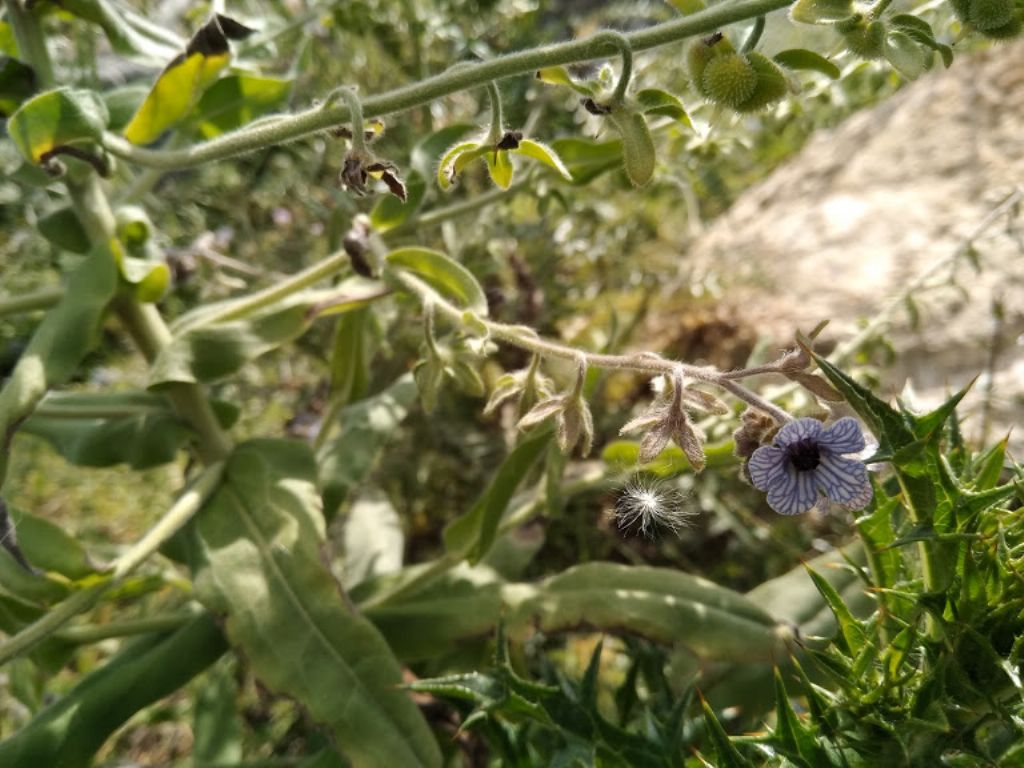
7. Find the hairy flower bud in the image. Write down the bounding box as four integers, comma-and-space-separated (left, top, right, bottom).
701, 54, 758, 108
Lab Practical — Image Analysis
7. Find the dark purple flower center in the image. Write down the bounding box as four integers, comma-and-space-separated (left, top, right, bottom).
786, 438, 821, 472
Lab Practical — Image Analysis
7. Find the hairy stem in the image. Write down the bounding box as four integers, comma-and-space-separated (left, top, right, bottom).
0, 286, 64, 317
389, 269, 792, 421
103, 0, 794, 170
589, 30, 633, 105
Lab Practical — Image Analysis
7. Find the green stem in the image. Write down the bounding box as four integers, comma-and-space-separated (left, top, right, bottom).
485, 81, 504, 143
389, 269, 792, 422
331, 87, 367, 153
0, 583, 110, 667
741, 16, 766, 53
103, 0, 794, 170
56, 612, 195, 644
3, 0, 55, 88
0, 286, 64, 317
590, 30, 633, 105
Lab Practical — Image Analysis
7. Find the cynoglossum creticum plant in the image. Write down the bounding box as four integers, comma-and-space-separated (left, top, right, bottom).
0, 0, 1019, 765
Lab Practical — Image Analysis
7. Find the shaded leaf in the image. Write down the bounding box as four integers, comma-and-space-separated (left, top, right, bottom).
370, 169, 427, 232
444, 429, 553, 563
189, 440, 441, 768
0, 56, 35, 117
0, 615, 227, 768
884, 31, 927, 80
318, 375, 418, 520
37, 206, 90, 254
192, 74, 292, 138
549, 136, 623, 186
341, 491, 404, 589
193, 661, 243, 766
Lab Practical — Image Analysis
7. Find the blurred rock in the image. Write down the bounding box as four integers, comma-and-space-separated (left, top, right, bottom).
683, 42, 1024, 451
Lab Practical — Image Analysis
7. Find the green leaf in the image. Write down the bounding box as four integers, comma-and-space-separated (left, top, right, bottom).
7, 87, 109, 164
485, 148, 515, 189
444, 429, 552, 563
506, 563, 785, 661
890, 14, 953, 67
58, 0, 183, 63
102, 85, 148, 131
536, 66, 598, 96
328, 307, 375, 407
22, 393, 191, 469
411, 123, 474, 180
150, 281, 383, 388
0, 247, 118, 488
634, 88, 693, 127
123, 15, 253, 145
972, 436, 1008, 491
700, 698, 752, 767
906, 379, 974, 440
2, 509, 94, 580
514, 138, 573, 180
789, 0, 855, 24
773, 49, 841, 78
192, 74, 292, 138
318, 375, 418, 520
805, 565, 868, 656
193, 661, 243, 767
341, 491, 404, 589
361, 564, 504, 661
884, 31, 927, 80
370, 169, 427, 232
0, 615, 227, 768
746, 547, 872, 641
437, 140, 481, 190
385, 246, 489, 316
601, 439, 734, 474
0, 56, 35, 117
772, 668, 826, 763
549, 136, 623, 186
37, 206, 90, 254
811, 353, 914, 453
190, 439, 441, 768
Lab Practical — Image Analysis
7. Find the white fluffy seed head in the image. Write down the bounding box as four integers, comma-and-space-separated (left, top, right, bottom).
613, 474, 693, 538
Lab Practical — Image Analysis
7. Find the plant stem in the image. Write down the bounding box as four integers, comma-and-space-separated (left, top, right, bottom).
3, 0, 55, 88
56, 612, 196, 644
103, 0, 795, 170
0, 286, 64, 317
589, 30, 633, 105
389, 269, 792, 421
486, 81, 504, 143
741, 16, 766, 53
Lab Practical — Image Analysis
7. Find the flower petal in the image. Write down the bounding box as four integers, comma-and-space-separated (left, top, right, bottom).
767, 466, 819, 515
748, 445, 787, 492
819, 417, 867, 455
773, 417, 824, 449
814, 453, 872, 509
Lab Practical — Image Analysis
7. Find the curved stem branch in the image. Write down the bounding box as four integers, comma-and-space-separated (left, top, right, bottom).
103, 0, 794, 170
330, 87, 367, 153
741, 16, 766, 53
590, 30, 633, 105
485, 80, 505, 143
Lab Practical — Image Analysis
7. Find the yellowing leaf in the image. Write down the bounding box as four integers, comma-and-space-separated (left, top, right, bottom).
485, 148, 514, 189
437, 140, 480, 190
514, 138, 572, 180
7, 87, 108, 164
123, 15, 253, 145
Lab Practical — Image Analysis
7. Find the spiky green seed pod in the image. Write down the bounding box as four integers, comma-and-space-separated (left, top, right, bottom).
735, 54, 788, 112
839, 19, 887, 59
969, 0, 1015, 30
701, 54, 758, 108
687, 41, 717, 98
979, 10, 1023, 36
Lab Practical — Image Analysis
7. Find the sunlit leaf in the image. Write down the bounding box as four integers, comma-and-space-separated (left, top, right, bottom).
884, 31, 927, 80
773, 48, 841, 78
123, 15, 254, 145
485, 147, 514, 189
634, 88, 693, 127
7, 87, 108, 164
190, 440, 441, 768
535, 66, 597, 96
514, 138, 573, 180
437, 140, 481, 190
385, 247, 489, 316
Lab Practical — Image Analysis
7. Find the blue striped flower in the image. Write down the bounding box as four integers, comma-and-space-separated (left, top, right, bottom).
748, 417, 873, 515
